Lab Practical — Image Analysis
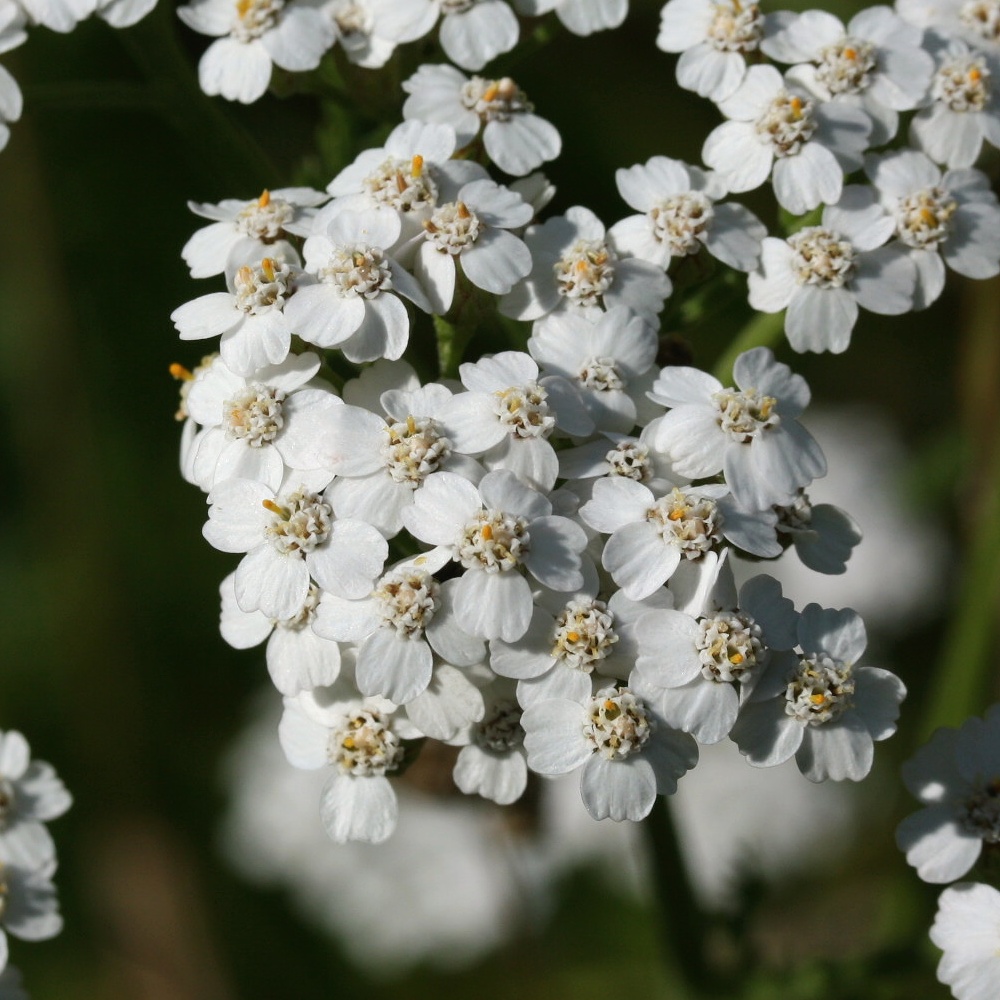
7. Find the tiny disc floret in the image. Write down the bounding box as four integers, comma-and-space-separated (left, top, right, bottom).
461, 75, 532, 122
696, 611, 765, 683
552, 599, 619, 671
272, 583, 320, 630
961, 0, 1000, 42
423, 201, 482, 253
649, 192, 715, 256
895, 187, 958, 249
755, 91, 817, 156
713, 386, 779, 440
475, 699, 524, 752
787, 227, 857, 287
605, 440, 652, 481
232, 0, 283, 40
815, 37, 877, 95
236, 190, 295, 241
785, 654, 856, 725
374, 567, 440, 637
932, 53, 991, 112
707, 1, 762, 52
647, 487, 722, 558
493, 382, 555, 439
329, 708, 404, 776
233, 257, 294, 313
382, 414, 451, 485
363, 154, 439, 213
457, 510, 530, 571
263, 489, 332, 555
585, 688, 653, 760
224, 384, 285, 446
775, 491, 812, 532
577, 357, 624, 393
319, 244, 393, 298
554, 239, 616, 306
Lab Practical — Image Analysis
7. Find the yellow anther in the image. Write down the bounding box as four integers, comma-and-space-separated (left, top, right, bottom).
457, 202, 471, 219
411, 154, 424, 178
262, 499, 287, 517
810, 693, 828, 705
789, 96, 804, 118
759, 396, 775, 420
481, 523, 493, 541
970, 67, 983, 82
406, 415, 417, 434
258, 189, 271, 208
261, 257, 276, 282
169, 362, 194, 382
729, 652, 744, 665
920, 207, 937, 224
237, 264, 253, 285
843, 47, 857, 60
236, 0, 252, 16
668, 507, 686, 521
566, 631, 581, 643
576, 259, 590, 272
342, 737, 356, 750
482, 81, 500, 102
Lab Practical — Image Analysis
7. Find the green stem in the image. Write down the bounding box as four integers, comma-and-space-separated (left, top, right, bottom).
434, 314, 472, 381
644, 797, 721, 998
711, 310, 785, 384
25, 81, 162, 110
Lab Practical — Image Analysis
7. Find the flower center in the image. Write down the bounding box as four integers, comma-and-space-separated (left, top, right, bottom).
604, 440, 652, 481
784, 654, 855, 725
787, 226, 857, 287
963, 777, 1000, 842
475, 700, 524, 752
457, 509, 530, 572
460, 76, 533, 123
493, 382, 555, 439
332, 0, 369, 35
646, 487, 722, 558
895, 187, 958, 250
755, 90, 817, 156
649, 192, 715, 256
272, 583, 321, 630
224, 384, 285, 446
423, 201, 482, 253
815, 37, 877, 95
707, 0, 762, 53
233, 0, 283, 39
712, 386, 779, 440
382, 415, 451, 485
961, 0, 1000, 42
236, 190, 294, 241
263, 489, 333, 556
374, 567, 440, 637
578, 357, 624, 392
554, 239, 616, 307
696, 611, 765, 683
329, 708, 405, 776
363, 154, 438, 213
552, 599, 619, 671
932, 54, 991, 112
585, 689, 653, 760
233, 257, 294, 314
318, 244, 392, 298
774, 490, 813, 534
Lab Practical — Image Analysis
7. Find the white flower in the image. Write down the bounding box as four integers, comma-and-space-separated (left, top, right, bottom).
773, 489, 862, 575
609, 156, 766, 272
0, 64, 21, 153
322, 0, 398, 68
500, 206, 672, 323
182, 187, 326, 279
219, 573, 342, 695
402, 65, 561, 176
515, 0, 627, 35
204, 478, 388, 619
178, 0, 335, 104
171, 252, 304, 377
703, 64, 872, 215
284, 208, 430, 363
0, 854, 63, 973
557, 426, 679, 496
413, 178, 533, 312
182, 352, 338, 493
400, 469, 589, 642
0, 732, 71, 869
16, 0, 93, 32
931, 882, 1000, 1000
527, 307, 659, 434
910, 39, 1000, 167
278, 675, 416, 843
761, 6, 934, 144
95, 0, 156, 26
898, 0, 1000, 57
748, 186, 918, 353
866, 148, 1000, 308
649, 346, 826, 511
522, 684, 698, 821
896, 705, 1000, 883
377, 0, 519, 70
731, 604, 905, 781
657, 0, 764, 102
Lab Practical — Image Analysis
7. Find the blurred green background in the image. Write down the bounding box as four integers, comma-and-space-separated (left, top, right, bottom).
1, 0, 998, 996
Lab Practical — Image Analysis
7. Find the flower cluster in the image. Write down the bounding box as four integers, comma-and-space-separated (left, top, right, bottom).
0, 731, 71, 989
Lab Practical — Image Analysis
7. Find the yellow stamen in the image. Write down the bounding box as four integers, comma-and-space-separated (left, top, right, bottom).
237, 264, 253, 285
262, 499, 286, 517
789, 96, 804, 118
843, 47, 857, 60
169, 362, 194, 382
566, 631, 580, 643
810, 693, 828, 705
970, 67, 983, 82
729, 652, 744, 665
481, 524, 493, 541
236, 0, 252, 16
258, 189, 271, 208
407, 415, 417, 434
668, 507, 686, 521
482, 81, 500, 102
411, 154, 424, 178
261, 257, 276, 282
342, 737, 356, 750
457, 202, 471, 219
